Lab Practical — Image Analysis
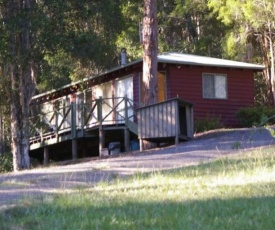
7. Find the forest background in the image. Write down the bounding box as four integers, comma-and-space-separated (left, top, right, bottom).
0, 0, 274, 170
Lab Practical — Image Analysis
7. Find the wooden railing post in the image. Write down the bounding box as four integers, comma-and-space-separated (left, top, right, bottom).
124, 96, 130, 152
40, 114, 43, 142
55, 106, 59, 142
124, 96, 128, 126
97, 97, 105, 156
71, 102, 77, 160
97, 96, 103, 125
71, 102, 76, 139
80, 101, 85, 136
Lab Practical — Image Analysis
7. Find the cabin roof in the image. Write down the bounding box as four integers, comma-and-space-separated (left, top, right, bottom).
31, 52, 265, 104
157, 52, 265, 70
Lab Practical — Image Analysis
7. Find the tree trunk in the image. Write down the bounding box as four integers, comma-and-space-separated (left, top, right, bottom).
0, 108, 3, 155
10, 62, 34, 171
260, 30, 275, 106
7, 0, 36, 171
142, 0, 158, 106
267, 22, 275, 107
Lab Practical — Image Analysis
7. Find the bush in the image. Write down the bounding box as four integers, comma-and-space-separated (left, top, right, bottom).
0, 153, 13, 173
0, 154, 41, 173
236, 107, 275, 127
194, 115, 223, 133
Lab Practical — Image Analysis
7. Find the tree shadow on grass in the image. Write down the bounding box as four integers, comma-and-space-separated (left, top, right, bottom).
1, 194, 275, 230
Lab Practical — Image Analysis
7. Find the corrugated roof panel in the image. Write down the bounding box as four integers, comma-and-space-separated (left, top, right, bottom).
158, 53, 265, 70
31, 52, 265, 103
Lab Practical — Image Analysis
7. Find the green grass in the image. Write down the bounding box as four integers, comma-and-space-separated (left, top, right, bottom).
1, 148, 275, 230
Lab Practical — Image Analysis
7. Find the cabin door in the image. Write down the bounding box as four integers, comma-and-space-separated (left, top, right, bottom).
157, 72, 166, 102
140, 71, 167, 105
115, 75, 133, 123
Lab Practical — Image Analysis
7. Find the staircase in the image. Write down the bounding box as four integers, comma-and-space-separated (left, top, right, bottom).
126, 119, 138, 135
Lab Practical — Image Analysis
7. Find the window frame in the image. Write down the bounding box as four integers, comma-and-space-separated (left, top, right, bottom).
202, 73, 228, 99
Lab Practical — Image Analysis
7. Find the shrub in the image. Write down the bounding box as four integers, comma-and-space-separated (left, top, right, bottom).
236, 107, 275, 127
194, 115, 223, 133
0, 154, 41, 173
0, 153, 13, 173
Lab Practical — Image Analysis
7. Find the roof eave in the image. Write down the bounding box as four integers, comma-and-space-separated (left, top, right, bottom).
157, 59, 266, 71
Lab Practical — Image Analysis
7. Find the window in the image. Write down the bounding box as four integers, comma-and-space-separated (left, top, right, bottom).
203, 74, 227, 99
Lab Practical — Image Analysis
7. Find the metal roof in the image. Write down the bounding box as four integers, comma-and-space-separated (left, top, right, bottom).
157, 52, 265, 70
31, 52, 265, 103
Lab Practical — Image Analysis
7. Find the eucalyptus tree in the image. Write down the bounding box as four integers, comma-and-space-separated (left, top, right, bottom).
0, 0, 123, 170
118, 0, 228, 59
208, 0, 275, 105
37, 0, 123, 92
0, 0, 39, 170
142, 0, 158, 105
157, 0, 228, 56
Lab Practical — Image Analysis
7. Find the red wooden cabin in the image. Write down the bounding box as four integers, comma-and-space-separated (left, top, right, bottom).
29, 52, 264, 162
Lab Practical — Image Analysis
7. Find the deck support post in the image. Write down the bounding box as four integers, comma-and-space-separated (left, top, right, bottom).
43, 147, 49, 165
99, 128, 105, 156
139, 139, 143, 152
72, 139, 78, 160
175, 135, 179, 145
124, 128, 130, 152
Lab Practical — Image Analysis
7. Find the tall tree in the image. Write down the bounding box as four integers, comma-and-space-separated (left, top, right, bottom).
37, 0, 123, 92
208, 0, 275, 105
0, 0, 37, 170
160, 0, 228, 57
116, 0, 143, 61
117, 0, 228, 60
0, 0, 124, 170
142, 0, 158, 105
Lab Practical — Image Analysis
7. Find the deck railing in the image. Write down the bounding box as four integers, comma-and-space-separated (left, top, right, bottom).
29, 96, 137, 144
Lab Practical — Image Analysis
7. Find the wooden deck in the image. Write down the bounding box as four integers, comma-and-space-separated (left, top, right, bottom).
29, 97, 193, 163
29, 97, 137, 160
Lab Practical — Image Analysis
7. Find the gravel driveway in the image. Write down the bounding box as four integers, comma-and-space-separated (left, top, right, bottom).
1, 127, 275, 208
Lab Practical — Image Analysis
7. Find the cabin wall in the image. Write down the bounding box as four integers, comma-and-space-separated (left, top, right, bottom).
31, 62, 256, 129
167, 65, 255, 127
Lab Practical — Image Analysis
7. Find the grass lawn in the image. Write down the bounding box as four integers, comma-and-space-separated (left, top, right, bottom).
1, 147, 275, 229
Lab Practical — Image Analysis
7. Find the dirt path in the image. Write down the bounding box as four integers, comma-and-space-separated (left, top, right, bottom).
1, 127, 275, 208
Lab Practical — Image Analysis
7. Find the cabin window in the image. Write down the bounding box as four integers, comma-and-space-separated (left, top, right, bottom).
202, 73, 227, 99
140, 71, 167, 105
115, 75, 134, 123
115, 75, 133, 100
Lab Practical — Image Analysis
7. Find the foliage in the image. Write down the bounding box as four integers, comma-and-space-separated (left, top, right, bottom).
36, 0, 124, 92
116, 0, 143, 61
0, 0, 125, 170
0, 154, 41, 173
254, 72, 270, 106
1, 149, 275, 229
160, 0, 229, 56
117, 0, 229, 60
194, 115, 223, 133
208, 0, 275, 105
236, 106, 275, 127
0, 153, 13, 173
0, 0, 125, 93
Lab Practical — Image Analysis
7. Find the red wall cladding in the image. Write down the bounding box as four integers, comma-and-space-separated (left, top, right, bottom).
167, 65, 255, 127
